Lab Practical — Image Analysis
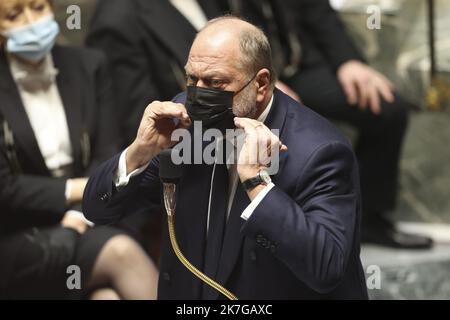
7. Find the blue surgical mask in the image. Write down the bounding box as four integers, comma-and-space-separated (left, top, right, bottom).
2, 14, 59, 62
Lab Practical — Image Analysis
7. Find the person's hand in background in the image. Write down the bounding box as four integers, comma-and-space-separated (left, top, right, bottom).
337, 60, 395, 115
61, 211, 89, 234
63, 178, 94, 233
66, 178, 88, 205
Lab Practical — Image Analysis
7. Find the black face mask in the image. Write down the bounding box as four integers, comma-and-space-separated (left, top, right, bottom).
186, 74, 257, 130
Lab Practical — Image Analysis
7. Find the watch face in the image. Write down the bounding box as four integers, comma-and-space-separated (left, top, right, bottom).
259, 170, 272, 184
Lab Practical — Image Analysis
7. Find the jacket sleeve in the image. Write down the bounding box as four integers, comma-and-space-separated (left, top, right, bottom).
0, 147, 67, 224
288, 0, 365, 70
85, 51, 120, 175
242, 141, 360, 293
82, 153, 162, 225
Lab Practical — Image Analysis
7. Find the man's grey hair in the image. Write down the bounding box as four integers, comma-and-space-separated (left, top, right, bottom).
200, 15, 277, 88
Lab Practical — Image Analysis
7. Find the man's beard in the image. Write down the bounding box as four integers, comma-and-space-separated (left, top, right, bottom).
232, 83, 258, 119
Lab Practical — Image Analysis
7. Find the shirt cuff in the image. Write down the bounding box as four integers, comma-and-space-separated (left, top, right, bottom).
240, 182, 275, 221
114, 148, 150, 187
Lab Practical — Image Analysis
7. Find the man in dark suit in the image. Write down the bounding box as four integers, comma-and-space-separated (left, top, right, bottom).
86, 0, 223, 148
83, 17, 368, 299
224, 0, 432, 249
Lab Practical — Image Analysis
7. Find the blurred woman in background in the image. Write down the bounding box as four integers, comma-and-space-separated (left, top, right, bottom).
0, 0, 158, 299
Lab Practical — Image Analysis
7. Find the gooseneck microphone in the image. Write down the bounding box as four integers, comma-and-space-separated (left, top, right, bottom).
159, 149, 183, 217
158, 149, 238, 300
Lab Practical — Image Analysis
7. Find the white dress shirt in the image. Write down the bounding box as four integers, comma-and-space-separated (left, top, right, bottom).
115, 95, 275, 223
169, 0, 208, 31
9, 54, 74, 174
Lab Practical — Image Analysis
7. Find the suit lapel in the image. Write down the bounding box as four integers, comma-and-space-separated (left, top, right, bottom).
210, 181, 249, 299
137, 0, 199, 66
174, 136, 215, 297
52, 46, 83, 174
264, 89, 290, 184
0, 51, 48, 174
137, 0, 223, 67
210, 89, 289, 299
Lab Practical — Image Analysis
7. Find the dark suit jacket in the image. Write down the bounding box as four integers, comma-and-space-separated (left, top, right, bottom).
223, 0, 365, 72
83, 89, 368, 299
285, 0, 365, 70
0, 45, 118, 234
86, 0, 223, 147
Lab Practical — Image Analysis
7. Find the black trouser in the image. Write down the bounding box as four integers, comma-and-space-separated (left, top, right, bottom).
284, 66, 410, 224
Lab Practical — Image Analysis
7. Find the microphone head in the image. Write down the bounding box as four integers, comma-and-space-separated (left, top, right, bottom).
159, 149, 183, 183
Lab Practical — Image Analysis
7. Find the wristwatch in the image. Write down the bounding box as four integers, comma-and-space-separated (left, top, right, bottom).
242, 169, 272, 191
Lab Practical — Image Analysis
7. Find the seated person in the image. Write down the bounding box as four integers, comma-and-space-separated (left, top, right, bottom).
225, 0, 432, 249
86, 0, 223, 148
83, 16, 368, 300
0, 0, 158, 299
86, 0, 225, 262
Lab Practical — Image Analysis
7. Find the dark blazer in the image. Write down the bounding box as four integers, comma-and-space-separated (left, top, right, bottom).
83, 89, 368, 299
223, 0, 365, 72
86, 0, 223, 147
0, 45, 118, 235
285, 0, 365, 70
